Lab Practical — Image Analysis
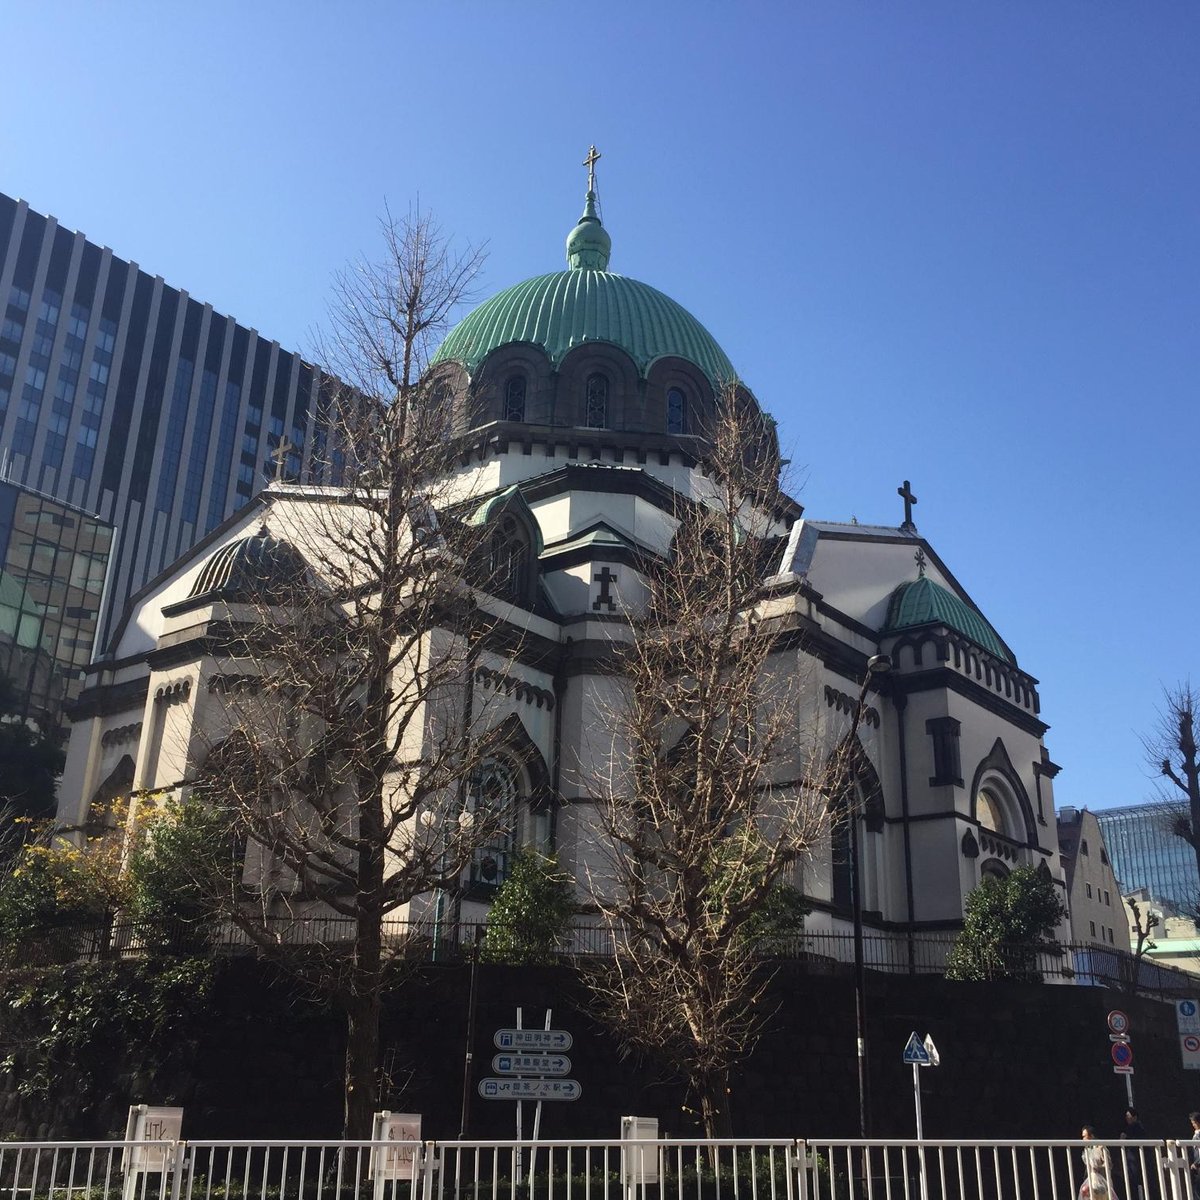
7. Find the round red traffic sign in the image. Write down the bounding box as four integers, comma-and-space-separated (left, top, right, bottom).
1107, 1010, 1130, 1035
1112, 1042, 1134, 1068
1184, 1035, 1200, 1053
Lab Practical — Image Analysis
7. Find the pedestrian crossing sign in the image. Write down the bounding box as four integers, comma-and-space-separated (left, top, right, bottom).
902, 1031, 931, 1065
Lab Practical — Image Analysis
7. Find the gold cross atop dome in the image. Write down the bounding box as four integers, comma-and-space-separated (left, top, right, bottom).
583, 145, 601, 193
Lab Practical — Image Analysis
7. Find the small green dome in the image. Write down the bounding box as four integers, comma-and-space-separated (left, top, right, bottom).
883, 575, 1013, 663
432, 187, 737, 388
566, 190, 611, 270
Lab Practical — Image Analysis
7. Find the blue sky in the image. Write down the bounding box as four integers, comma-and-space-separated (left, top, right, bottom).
3, 2, 1197, 812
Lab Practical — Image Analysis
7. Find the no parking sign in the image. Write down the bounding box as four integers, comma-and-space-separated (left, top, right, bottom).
1182, 1033, 1200, 1071
1177, 1000, 1200, 1069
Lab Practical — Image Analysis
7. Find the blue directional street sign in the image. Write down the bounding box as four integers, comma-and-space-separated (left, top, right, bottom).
478, 1078, 581, 1102
493, 1028, 574, 1051
492, 1053, 571, 1077
902, 1032, 931, 1065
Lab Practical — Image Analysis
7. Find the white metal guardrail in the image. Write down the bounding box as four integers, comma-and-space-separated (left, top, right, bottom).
805, 1140, 1188, 1200
0, 1138, 1195, 1200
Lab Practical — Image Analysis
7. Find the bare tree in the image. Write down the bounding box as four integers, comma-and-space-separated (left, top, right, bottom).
1125, 894, 1160, 995
1145, 683, 1200, 881
583, 396, 848, 1139
179, 208, 506, 1137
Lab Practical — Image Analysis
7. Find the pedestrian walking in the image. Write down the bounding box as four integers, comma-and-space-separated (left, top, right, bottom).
1080, 1126, 1121, 1200
1188, 1112, 1200, 1184
1120, 1108, 1146, 1200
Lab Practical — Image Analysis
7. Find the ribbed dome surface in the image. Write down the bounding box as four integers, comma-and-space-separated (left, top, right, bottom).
431, 270, 737, 388
189, 526, 311, 603
884, 576, 1012, 663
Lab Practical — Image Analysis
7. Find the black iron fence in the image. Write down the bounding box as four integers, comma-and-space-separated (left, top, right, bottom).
3, 915, 1196, 999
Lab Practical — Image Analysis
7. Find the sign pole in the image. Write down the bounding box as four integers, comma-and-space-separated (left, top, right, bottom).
515, 1007, 524, 1187
459, 932, 480, 1138
525, 1008, 551, 1194
531, 1009, 550, 1146
902, 1033, 937, 1200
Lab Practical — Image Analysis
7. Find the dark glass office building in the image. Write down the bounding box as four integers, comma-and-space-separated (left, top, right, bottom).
1095, 801, 1199, 915
0, 192, 329, 697
0, 480, 112, 722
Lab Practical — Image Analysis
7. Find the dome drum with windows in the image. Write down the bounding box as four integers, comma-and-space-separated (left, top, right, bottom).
430, 150, 768, 450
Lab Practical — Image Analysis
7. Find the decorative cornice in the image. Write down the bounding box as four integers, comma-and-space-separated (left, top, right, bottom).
892, 666, 1049, 738
154, 679, 192, 705
979, 828, 1024, 863
887, 627, 1040, 712
100, 721, 142, 748
474, 666, 555, 711
823, 684, 880, 729
1034, 748, 1062, 779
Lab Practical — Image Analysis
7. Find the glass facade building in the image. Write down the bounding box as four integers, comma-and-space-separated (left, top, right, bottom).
0, 480, 112, 722
1095, 800, 1199, 915
0, 192, 330, 700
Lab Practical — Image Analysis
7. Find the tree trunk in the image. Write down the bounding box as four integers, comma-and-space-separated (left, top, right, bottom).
699, 1066, 733, 1141
343, 910, 384, 1138
343, 974, 382, 1137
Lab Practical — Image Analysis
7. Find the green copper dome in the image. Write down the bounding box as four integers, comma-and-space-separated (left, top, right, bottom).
883, 575, 1013, 663
432, 188, 736, 388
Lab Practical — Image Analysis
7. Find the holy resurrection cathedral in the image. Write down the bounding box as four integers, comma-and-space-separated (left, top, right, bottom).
57, 159, 1066, 948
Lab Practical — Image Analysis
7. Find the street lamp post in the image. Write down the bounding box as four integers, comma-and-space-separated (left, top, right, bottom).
846, 653, 891, 1139
423, 804, 476, 962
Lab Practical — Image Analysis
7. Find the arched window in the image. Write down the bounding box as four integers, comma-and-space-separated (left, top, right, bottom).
585, 373, 608, 429
976, 788, 1006, 836
86, 754, 135, 832
831, 814, 853, 911
489, 515, 530, 605
504, 375, 526, 423
666, 387, 687, 434
417, 382, 452, 440
829, 781, 869, 912
468, 756, 521, 887
980, 859, 1009, 882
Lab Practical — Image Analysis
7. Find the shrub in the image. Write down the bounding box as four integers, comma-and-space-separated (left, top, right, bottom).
481, 849, 577, 964
126, 797, 237, 947
945, 864, 1066, 982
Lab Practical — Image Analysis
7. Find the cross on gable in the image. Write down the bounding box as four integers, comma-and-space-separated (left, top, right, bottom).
897, 479, 918, 530
270, 437, 296, 482
593, 565, 617, 612
583, 145, 602, 193
914, 547, 927, 578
